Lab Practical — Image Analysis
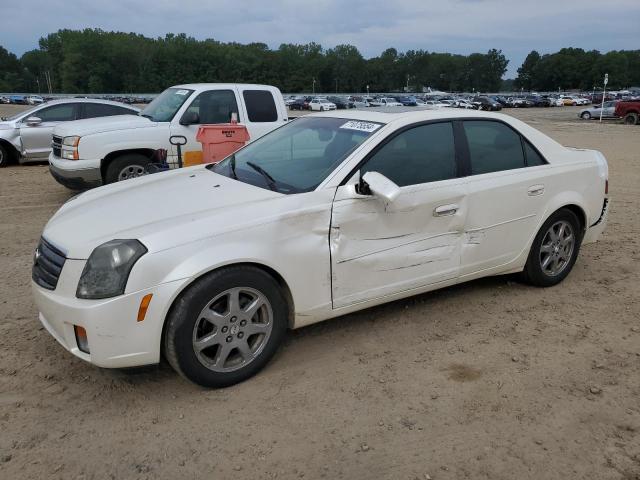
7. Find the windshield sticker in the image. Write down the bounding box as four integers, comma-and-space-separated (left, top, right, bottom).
340, 121, 381, 133
175, 89, 189, 95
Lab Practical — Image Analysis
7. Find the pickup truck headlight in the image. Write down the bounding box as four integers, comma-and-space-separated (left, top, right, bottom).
76, 240, 147, 299
61, 136, 80, 160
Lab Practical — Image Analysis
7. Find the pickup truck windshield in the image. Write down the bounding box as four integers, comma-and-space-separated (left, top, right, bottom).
208, 117, 384, 194
139, 88, 194, 122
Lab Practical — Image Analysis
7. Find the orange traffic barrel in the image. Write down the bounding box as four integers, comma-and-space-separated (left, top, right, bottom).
196, 123, 251, 164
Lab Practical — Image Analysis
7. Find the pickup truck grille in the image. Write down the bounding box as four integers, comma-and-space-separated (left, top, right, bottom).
51, 135, 62, 158
32, 237, 66, 290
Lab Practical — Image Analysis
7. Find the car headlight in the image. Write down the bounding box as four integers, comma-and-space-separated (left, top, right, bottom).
61, 136, 80, 160
76, 239, 147, 299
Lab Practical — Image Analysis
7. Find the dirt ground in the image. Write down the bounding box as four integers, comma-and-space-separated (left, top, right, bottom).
0, 104, 639, 480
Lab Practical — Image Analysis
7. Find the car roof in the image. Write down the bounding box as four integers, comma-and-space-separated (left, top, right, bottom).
310, 107, 518, 124
173, 83, 277, 90
37, 98, 140, 110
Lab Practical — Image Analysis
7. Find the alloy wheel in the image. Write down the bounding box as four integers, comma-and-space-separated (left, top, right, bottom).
539, 220, 575, 276
117, 165, 147, 181
192, 287, 273, 373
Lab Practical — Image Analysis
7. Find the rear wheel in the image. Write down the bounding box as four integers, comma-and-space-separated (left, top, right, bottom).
521, 209, 582, 287
164, 266, 288, 388
624, 113, 638, 125
105, 153, 151, 184
581, 111, 592, 120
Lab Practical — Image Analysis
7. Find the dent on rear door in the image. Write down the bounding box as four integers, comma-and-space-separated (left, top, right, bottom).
330, 182, 467, 308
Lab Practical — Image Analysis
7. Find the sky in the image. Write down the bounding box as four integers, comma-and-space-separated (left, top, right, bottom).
2, 0, 639, 78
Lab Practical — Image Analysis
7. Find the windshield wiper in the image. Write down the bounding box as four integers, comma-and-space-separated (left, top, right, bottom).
247, 161, 276, 191
230, 154, 238, 180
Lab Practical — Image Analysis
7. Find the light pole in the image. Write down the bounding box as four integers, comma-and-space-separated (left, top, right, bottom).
335, 78, 338, 94
366, 85, 369, 97
312, 77, 316, 95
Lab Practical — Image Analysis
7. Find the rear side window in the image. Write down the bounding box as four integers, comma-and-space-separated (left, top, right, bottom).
186, 90, 239, 124
524, 141, 546, 166
362, 122, 457, 187
83, 103, 135, 119
36, 104, 77, 122
463, 121, 525, 174
243, 90, 278, 122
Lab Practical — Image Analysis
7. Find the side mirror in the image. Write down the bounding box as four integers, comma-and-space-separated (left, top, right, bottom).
25, 116, 42, 126
180, 111, 199, 126
362, 171, 401, 203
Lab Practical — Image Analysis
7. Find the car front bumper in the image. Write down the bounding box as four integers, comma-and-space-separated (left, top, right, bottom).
32, 258, 186, 368
48, 153, 103, 190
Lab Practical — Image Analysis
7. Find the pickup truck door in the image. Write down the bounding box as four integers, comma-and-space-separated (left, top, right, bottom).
20, 103, 79, 160
169, 88, 243, 164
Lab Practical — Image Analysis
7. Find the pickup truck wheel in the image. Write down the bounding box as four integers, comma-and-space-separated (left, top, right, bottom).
0, 144, 9, 168
164, 266, 288, 388
521, 209, 582, 287
105, 154, 151, 184
623, 113, 638, 125
580, 111, 591, 120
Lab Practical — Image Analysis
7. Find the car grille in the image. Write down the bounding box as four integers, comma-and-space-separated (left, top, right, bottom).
51, 135, 62, 158
32, 237, 67, 290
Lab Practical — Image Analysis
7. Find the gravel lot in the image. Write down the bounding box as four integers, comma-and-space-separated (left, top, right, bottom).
1, 104, 639, 480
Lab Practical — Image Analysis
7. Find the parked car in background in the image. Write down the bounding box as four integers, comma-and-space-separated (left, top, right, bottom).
48, 84, 289, 188
327, 96, 352, 109
26, 95, 45, 105
424, 100, 450, 108
471, 96, 502, 111
0, 96, 9, 104
579, 101, 618, 120
0, 99, 140, 168
369, 97, 403, 107
526, 96, 552, 107
508, 97, 533, 108
9, 95, 27, 105
32, 109, 610, 387
394, 96, 418, 106
454, 99, 477, 109
310, 98, 337, 111
288, 98, 306, 110
350, 96, 371, 108
614, 100, 640, 125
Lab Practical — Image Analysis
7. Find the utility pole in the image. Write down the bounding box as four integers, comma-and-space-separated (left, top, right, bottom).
600, 73, 608, 123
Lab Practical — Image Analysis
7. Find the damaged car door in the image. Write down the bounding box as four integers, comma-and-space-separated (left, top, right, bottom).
330, 121, 467, 308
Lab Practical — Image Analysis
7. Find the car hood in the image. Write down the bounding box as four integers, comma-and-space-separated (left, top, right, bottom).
53, 114, 155, 137
43, 166, 282, 259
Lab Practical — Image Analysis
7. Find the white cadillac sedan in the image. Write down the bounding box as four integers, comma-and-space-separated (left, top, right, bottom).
32, 110, 610, 387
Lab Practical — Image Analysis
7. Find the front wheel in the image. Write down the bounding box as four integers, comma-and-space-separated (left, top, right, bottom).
0, 143, 10, 168
624, 113, 638, 125
105, 153, 151, 184
581, 111, 592, 120
521, 209, 582, 287
164, 266, 288, 387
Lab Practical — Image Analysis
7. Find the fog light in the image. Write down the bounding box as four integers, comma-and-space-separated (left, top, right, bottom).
74, 325, 90, 354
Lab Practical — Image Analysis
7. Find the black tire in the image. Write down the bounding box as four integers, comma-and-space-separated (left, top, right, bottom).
0, 143, 11, 168
104, 153, 151, 184
164, 266, 288, 388
624, 113, 638, 125
521, 208, 583, 287
581, 112, 592, 120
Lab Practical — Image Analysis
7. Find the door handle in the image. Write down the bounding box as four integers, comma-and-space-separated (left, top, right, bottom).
434, 204, 459, 217
527, 185, 545, 196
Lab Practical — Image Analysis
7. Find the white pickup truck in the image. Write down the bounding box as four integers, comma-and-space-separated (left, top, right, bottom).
49, 83, 288, 189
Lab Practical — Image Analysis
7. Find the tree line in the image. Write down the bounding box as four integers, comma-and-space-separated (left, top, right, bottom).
0, 29, 638, 94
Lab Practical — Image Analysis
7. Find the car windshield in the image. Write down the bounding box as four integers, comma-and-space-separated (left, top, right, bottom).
139, 88, 194, 122
208, 116, 383, 194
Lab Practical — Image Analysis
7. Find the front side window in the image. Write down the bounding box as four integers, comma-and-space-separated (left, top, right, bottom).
35, 104, 77, 122
83, 103, 136, 119
209, 117, 381, 193
243, 90, 278, 122
361, 122, 457, 187
183, 90, 239, 124
463, 121, 525, 175
140, 88, 194, 122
